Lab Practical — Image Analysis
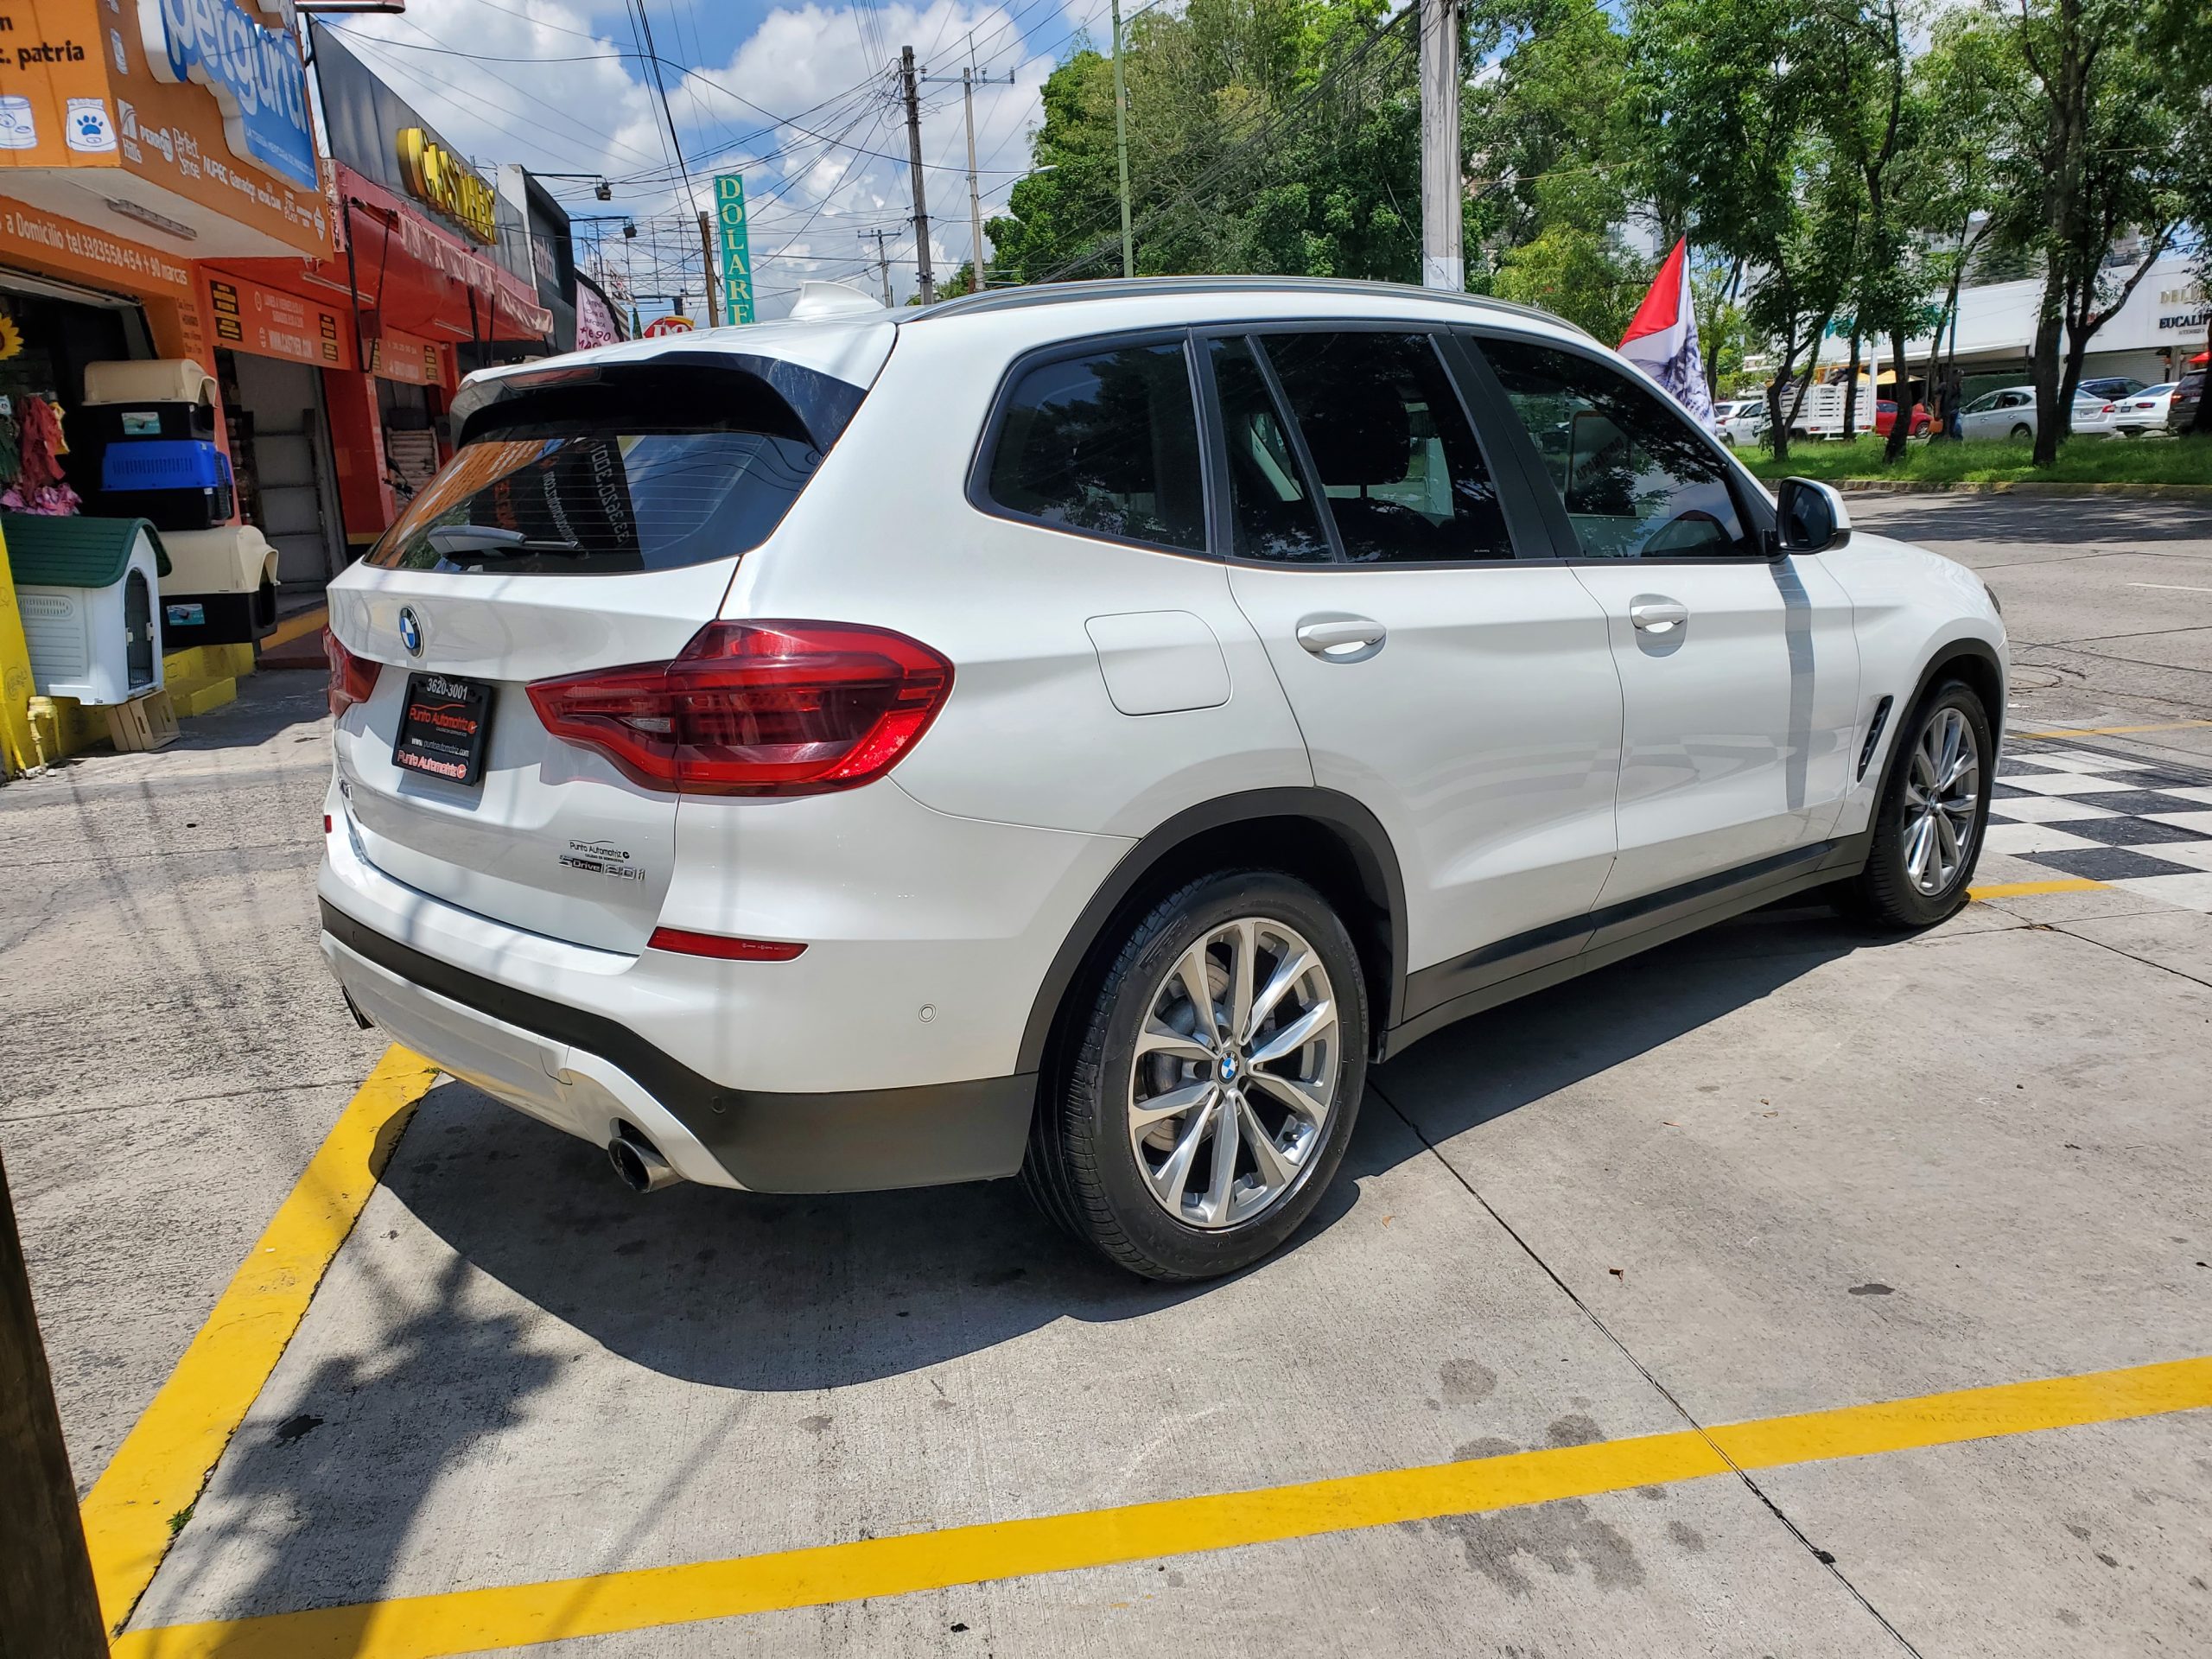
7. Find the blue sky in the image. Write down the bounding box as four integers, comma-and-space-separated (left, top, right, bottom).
328, 0, 1106, 316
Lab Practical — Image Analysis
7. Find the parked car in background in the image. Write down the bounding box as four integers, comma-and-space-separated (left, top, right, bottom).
2109, 385, 2175, 435
316, 275, 2005, 1281
1956, 385, 2118, 442
1713, 398, 1769, 448
2168, 370, 2204, 435
2076, 376, 2147, 404
1873, 399, 1931, 439
2070, 398, 2122, 439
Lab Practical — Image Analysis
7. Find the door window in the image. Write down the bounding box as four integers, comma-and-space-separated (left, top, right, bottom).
1256, 332, 1514, 563
982, 340, 1206, 552
1481, 339, 1758, 560
1206, 336, 1333, 563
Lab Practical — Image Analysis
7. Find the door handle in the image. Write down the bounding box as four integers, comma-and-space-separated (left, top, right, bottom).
1629, 599, 1688, 635
1295, 615, 1387, 662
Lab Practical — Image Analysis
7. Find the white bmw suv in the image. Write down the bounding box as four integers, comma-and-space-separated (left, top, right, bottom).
320, 276, 2004, 1281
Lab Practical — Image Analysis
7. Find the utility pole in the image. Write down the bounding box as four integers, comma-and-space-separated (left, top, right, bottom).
900, 46, 936, 304
1419, 0, 1463, 292
964, 69, 986, 289
922, 63, 1017, 293
697, 210, 721, 326
859, 228, 895, 308
1110, 0, 1133, 277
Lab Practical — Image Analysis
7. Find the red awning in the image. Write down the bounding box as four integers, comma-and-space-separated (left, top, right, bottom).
334, 166, 551, 342
219, 163, 550, 356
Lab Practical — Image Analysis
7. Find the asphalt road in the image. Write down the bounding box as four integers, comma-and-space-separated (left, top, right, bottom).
5, 492, 2211, 1657
1849, 492, 2212, 764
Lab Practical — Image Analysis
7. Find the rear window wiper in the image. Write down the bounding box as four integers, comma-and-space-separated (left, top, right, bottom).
424, 524, 591, 560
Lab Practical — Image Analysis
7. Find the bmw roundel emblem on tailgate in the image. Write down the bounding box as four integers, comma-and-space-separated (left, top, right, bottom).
397, 606, 423, 656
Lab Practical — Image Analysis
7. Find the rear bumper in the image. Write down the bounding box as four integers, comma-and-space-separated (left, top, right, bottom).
322, 900, 1036, 1192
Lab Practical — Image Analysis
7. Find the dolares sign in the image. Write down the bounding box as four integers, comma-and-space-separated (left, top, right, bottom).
137, 0, 317, 191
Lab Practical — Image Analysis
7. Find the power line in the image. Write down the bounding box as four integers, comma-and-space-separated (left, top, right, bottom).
630, 0, 700, 216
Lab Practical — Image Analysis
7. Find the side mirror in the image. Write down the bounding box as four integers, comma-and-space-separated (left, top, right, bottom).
1774, 476, 1852, 555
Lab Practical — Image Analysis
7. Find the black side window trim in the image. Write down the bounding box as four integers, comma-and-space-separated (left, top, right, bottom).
965, 327, 1217, 560
1461, 328, 1780, 563
1194, 321, 1544, 570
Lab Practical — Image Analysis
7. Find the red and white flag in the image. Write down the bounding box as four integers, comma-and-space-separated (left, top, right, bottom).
1619, 238, 1716, 430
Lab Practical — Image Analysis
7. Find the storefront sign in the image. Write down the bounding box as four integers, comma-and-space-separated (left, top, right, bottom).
137, 0, 317, 191
575, 276, 620, 350
0, 199, 190, 292
642, 315, 694, 338
365, 327, 442, 385
715, 174, 753, 326
396, 127, 495, 245
0, 0, 120, 169
203, 271, 354, 370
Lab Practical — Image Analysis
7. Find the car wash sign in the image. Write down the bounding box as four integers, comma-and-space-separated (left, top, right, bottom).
138, 0, 317, 191
715, 174, 754, 325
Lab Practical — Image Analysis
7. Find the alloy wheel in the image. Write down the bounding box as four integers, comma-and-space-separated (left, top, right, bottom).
1127, 917, 1338, 1230
1903, 706, 1980, 896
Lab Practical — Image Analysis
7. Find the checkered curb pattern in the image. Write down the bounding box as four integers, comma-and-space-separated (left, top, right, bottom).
1986, 741, 2212, 913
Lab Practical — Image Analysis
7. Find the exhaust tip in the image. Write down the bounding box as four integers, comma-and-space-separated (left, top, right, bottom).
607, 1128, 680, 1193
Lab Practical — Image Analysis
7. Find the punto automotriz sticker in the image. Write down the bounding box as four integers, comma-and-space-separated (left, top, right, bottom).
561, 841, 645, 881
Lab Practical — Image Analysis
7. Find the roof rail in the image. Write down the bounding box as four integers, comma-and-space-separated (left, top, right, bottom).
906, 274, 1596, 340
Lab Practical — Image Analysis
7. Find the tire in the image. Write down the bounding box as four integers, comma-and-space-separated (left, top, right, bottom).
2010, 423, 2033, 441
1847, 680, 1994, 929
1022, 870, 1369, 1281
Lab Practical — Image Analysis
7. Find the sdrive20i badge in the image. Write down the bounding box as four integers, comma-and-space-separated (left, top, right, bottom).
560, 838, 645, 882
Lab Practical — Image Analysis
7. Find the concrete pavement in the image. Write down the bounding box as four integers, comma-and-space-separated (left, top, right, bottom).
6, 492, 2211, 1656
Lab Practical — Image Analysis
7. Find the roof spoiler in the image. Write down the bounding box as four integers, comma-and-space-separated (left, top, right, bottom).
452, 353, 868, 452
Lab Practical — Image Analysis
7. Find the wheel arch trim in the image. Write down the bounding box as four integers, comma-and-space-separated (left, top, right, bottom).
1014, 788, 1408, 1074
1867, 632, 2007, 811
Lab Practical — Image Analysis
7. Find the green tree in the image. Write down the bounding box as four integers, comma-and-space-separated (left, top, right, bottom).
1976, 0, 2192, 462
1463, 0, 1648, 339
986, 0, 1422, 288
1627, 0, 1841, 459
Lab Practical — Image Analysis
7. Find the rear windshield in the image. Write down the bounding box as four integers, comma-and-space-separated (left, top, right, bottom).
368, 371, 827, 576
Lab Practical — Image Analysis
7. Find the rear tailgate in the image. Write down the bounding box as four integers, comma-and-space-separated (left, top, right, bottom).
331, 566, 733, 953
326, 329, 893, 954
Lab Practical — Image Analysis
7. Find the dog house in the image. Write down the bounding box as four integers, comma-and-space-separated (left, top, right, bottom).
159, 524, 279, 648
3, 514, 169, 705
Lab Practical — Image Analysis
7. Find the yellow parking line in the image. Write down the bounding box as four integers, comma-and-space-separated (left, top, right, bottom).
80, 1047, 441, 1635
261, 605, 329, 652
1968, 878, 2107, 900
2011, 720, 2212, 740
112, 1353, 2212, 1659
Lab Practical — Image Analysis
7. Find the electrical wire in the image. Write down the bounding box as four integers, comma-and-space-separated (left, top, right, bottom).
630, 0, 701, 215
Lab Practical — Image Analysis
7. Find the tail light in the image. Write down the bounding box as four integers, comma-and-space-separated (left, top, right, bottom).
527, 620, 954, 797
326, 627, 380, 720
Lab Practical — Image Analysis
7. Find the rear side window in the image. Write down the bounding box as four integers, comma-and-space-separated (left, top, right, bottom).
982, 342, 1206, 553
1258, 331, 1513, 563
371, 368, 826, 576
